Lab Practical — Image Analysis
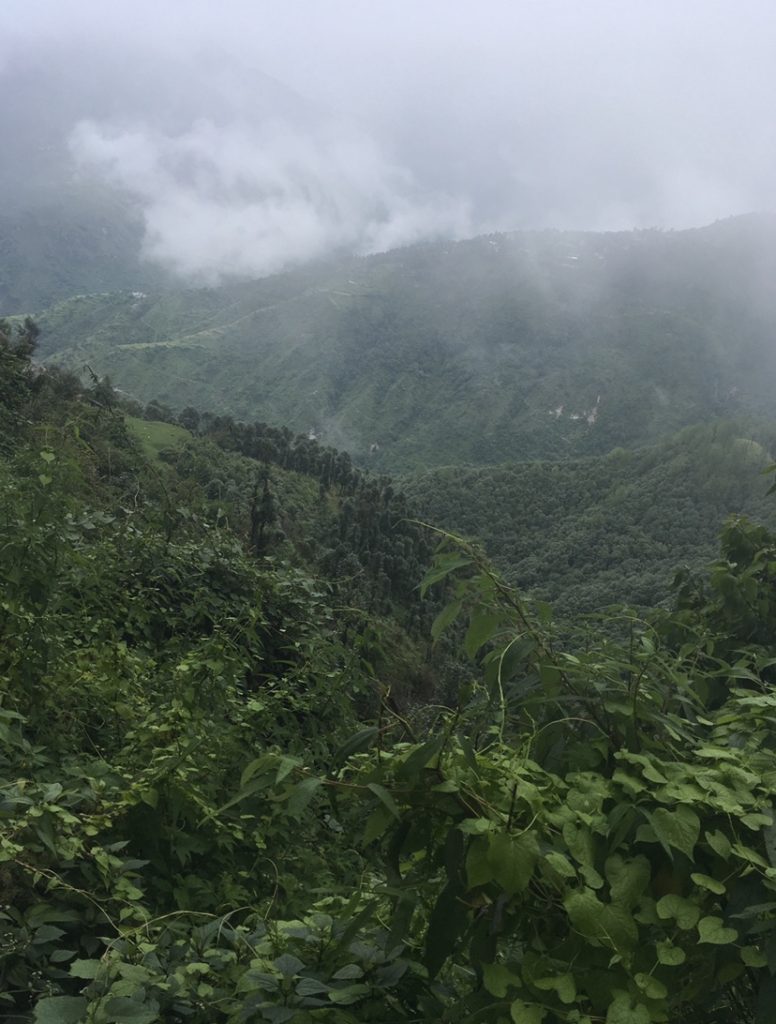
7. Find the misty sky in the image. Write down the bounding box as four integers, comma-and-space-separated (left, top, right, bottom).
3, 0, 776, 282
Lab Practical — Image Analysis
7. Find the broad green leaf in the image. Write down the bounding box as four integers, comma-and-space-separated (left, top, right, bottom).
69, 958, 102, 979
488, 831, 539, 895
275, 756, 300, 784
741, 812, 773, 831
239, 754, 272, 787
367, 782, 400, 819
706, 829, 732, 860
332, 964, 364, 980
458, 817, 495, 835
296, 977, 330, 996
698, 916, 738, 944
534, 973, 576, 1004
656, 894, 700, 930
464, 608, 503, 658
605, 991, 651, 1024
274, 954, 304, 977
656, 940, 686, 965
482, 962, 520, 997
634, 972, 667, 1000
564, 890, 637, 951
424, 883, 467, 977
420, 555, 473, 596
510, 1000, 546, 1024
648, 805, 700, 860
363, 803, 393, 843
544, 851, 577, 879
328, 983, 370, 1005
333, 727, 378, 764
691, 872, 726, 894
396, 735, 444, 780
605, 854, 650, 908
431, 599, 463, 641
741, 945, 768, 967
103, 997, 160, 1023
288, 777, 323, 818
33, 997, 87, 1024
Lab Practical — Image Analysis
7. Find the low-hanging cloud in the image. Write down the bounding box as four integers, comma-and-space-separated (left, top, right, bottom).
70, 117, 474, 282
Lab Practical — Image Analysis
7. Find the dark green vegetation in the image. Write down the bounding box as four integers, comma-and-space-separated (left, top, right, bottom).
4, 323, 776, 1024
406, 421, 776, 616
31, 214, 776, 472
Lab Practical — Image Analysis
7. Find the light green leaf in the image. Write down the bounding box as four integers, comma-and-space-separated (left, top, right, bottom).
69, 958, 102, 979
605, 991, 651, 1024
328, 983, 370, 1005
482, 962, 520, 997
458, 817, 495, 835
544, 851, 577, 879
488, 831, 539, 895
510, 999, 546, 1024
656, 940, 686, 965
691, 872, 726, 894
656, 894, 700, 930
741, 812, 773, 831
698, 916, 738, 944
534, 973, 576, 1004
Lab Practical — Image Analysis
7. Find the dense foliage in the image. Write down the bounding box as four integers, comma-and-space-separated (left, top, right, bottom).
405, 422, 776, 615
3, 325, 776, 1023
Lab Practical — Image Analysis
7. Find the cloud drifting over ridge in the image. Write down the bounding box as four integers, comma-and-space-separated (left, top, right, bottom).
70, 118, 473, 281
4, 0, 776, 283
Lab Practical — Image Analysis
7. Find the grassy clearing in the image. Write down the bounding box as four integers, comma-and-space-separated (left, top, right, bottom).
125, 415, 190, 462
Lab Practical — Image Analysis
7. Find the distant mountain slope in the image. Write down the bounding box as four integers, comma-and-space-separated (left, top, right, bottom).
35, 214, 776, 471
0, 188, 165, 313
404, 420, 776, 615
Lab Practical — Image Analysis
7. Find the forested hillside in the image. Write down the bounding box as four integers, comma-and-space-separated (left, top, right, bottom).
4, 320, 776, 1023
30, 214, 776, 471
406, 421, 776, 615
0, 189, 160, 314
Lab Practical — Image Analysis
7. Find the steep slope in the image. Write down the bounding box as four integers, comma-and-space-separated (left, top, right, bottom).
35, 215, 776, 471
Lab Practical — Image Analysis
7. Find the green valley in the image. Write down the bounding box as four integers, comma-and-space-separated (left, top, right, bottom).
30, 214, 776, 472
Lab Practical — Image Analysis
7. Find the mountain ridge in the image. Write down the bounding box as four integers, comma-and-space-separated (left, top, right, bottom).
31, 213, 776, 471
